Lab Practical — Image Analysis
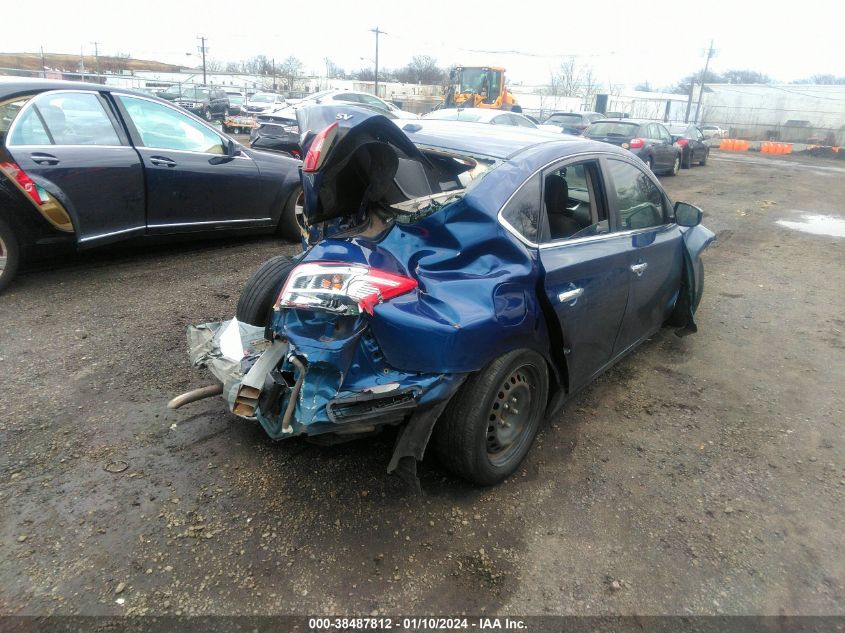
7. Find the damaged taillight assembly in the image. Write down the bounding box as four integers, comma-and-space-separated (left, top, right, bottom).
277, 261, 417, 316
302, 122, 338, 172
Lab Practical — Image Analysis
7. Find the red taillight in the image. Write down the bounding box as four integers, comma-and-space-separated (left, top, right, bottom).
628, 138, 645, 149
277, 261, 417, 316
0, 161, 44, 205
302, 122, 338, 172
675, 138, 689, 147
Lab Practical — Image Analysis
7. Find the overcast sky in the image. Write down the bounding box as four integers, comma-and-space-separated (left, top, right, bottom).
5, 0, 844, 88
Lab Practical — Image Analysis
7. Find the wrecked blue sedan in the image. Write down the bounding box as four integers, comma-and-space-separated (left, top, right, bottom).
172, 105, 714, 486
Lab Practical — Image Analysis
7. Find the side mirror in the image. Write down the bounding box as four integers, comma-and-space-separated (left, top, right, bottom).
674, 201, 702, 227
209, 140, 239, 165
227, 139, 238, 157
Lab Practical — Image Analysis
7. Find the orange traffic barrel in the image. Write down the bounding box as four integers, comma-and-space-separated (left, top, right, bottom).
783, 143, 793, 154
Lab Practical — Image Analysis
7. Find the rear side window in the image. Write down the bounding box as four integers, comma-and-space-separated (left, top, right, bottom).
501, 173, 541, 243
606, 159, 667, 230
9, 92, 121, 146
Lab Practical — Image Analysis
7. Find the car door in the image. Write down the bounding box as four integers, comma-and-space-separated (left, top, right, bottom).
646, 123, 668, 169
114, 94, 269, 231
604, 157, 684, 355
5, 90, 146, 247
532, 158, 632, 390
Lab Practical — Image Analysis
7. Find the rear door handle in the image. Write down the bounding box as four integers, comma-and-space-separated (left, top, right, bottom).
630, 262, 648, 276
558, 287, 584, 305
150, 156, 177, 167
30, 152, 59, 166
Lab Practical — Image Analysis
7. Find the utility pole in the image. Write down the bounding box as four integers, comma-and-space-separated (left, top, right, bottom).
369, 27, 386, 97
80, 46, 86, 81
272, 57, 276, 91
40, 46, 46, 78
197, 36, 208, 85
693, 40, 716, 124
91, 41, 101, 79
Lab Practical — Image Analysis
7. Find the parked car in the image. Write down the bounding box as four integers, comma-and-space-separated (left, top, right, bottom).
665, 122, 710, 168
585, 119, 682, 175
249, 90, 419, 155
244, 92, 286, 115
159, 85, 229, 121
422, 107, 563, 133
700, 125, 727, 139
542, 111, 605, 135
225, 91, 246, 116
174, 105, 714, 487
0, 78, 305, 291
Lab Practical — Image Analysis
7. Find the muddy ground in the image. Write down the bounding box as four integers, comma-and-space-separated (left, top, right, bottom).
0, 151, 843, 618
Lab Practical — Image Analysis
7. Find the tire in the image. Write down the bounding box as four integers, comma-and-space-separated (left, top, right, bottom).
682, 150, 692, 169
204, 108, 213, 121
0, 217, 20, 293
236, 255, 297, 326
645, 156, 653, 171
277, 187, 305, 241
667, 154, 681, 176
699, 150, 708, 166
667, 259, 704, 326
433, 349, 549, 486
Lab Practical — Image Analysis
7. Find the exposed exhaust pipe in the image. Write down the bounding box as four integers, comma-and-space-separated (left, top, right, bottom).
168, 384, 224, 410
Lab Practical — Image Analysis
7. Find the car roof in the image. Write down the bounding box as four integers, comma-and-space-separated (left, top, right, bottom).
400, 119, 578, 160
0, 77, 148, 100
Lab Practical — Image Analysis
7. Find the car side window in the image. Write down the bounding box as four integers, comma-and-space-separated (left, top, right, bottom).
514, 115, 535, 128
10, 92, 121, 146
657, 124, 672, 142
606, 159, 667, 230
501, 172, 541, 243
117, 95, 225, 154
541, 161, 607, 242
491, 115, 512, 126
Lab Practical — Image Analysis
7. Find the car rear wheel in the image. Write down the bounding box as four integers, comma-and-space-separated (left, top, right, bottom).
0, 217, 21, 293
433, 349, 548, 486
236, 255, 297, 327
668, 154, 681, 176
277, 187, 306, 241
645, 156, 653, 171
682, 150, 692, 169
204, 108, 213, 121
699, 150, 708, 166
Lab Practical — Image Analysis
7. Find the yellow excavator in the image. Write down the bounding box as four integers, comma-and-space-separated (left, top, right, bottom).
443, 65, 521, 112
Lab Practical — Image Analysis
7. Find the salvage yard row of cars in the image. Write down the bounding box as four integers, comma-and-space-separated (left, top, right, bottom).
0, 77, 714, 486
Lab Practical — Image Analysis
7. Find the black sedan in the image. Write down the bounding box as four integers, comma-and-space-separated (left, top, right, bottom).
0, 78, 303, 291
665, 122, 709, 168
585, 119, 681, 176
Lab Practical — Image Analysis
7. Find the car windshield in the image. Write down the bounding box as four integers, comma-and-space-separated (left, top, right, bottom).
423, 110, 484, 122
251, 94, 276, 103
546, 114, 582, 125
586, 122, 640, 137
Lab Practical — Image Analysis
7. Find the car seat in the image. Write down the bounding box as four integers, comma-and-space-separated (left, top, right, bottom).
544, 174, 581, 239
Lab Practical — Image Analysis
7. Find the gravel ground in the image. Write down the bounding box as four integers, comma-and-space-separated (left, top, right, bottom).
0, 151, 843, 618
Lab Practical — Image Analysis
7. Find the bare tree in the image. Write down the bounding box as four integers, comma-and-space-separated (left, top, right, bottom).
205, 58, 223, 72
555, 56, 582, 97
278, 56, 304, 90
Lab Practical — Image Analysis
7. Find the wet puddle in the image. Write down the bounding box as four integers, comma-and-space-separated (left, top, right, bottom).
776, 213, 845, 238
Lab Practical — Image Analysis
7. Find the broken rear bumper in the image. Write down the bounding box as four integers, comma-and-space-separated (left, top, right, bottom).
185, 318, 466, 442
